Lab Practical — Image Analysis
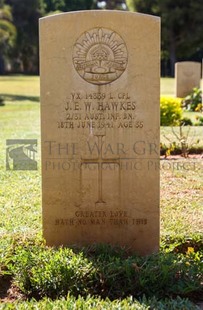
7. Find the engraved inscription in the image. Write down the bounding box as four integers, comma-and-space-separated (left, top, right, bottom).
183, 70, 195, 78
55, 212, 148, 227
73, 28, 128, 85
57, 91, 144, 130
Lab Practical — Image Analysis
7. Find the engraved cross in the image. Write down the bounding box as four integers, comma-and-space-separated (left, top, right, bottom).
81, 134, 120, 204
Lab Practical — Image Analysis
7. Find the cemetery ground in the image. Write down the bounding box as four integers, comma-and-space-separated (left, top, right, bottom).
0, 76, 202, 309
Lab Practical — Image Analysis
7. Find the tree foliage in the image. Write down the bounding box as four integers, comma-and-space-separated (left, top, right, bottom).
127, 0, 203, 76
44, 0, 97, 13
5, 0, 45, 73
0, 0, 203, 75
0, 0, 4, 8
2, 0, 97, 73
0, 4, 16, 73
97, 0, 127, 10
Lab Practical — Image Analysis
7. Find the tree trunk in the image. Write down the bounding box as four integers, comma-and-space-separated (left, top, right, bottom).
169, 31, 176, 77
0, 53, 5, 74
105, 0, 126, 10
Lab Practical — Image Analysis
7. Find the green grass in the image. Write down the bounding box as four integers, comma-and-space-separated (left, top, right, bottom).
0, 237, 202, 308
0, 75, 40, 142
160, 158, 203, 236
161, 126, 203, 150
183, 111, 203, 124
161, 77, 176, 96
0, 75, 40, 98
1, 76, 174, 97
0, 76, 41, 236
0, 295, 200, 310
0, 76, 202, 308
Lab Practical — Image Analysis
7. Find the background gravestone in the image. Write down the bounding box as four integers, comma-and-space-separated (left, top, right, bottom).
40, 11, 160, 255
175, 61, 201, 97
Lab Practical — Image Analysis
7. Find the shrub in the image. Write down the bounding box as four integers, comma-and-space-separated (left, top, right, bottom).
182, 88, 202, 112
160, 96, 182, 126
180, 117, 193, 126
195, 103, 202, 112
195, 116, 203, 126
9, 243, 203, 301
10, 246, 98, 298
142, 296, 200, 310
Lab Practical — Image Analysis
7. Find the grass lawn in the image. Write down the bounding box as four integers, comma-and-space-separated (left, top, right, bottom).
0, 75, 39, 98
0, 76, 202, 309
160, 77, 176, 96
161, 126, 203, 152
183, 111, 203, 124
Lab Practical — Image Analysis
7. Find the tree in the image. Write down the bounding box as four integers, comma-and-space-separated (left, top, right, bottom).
0, 0, 4, 8
44, 0, 65, 12
44, 0, 128, 13
0, 3, 16, 73
127, 0, 203, 76
96, 0, 127, 10
5, 0, 45, 73
64, 0, 96, 11
44, 0, 97, 13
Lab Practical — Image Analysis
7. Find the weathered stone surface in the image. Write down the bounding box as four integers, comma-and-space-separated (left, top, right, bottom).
40, 11, 160, 255
175, 61, 201, 97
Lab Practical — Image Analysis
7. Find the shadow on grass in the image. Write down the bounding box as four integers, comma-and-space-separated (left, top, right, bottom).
0, 96, 5, 106
0, 275, 12, 300
1, 94, 40, 103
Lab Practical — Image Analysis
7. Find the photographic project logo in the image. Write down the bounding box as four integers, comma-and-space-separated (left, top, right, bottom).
6, 139, 37, 170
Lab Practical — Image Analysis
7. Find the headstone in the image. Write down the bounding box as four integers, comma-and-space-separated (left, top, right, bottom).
40, 11, 160, 255
175, 61, 201, 97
